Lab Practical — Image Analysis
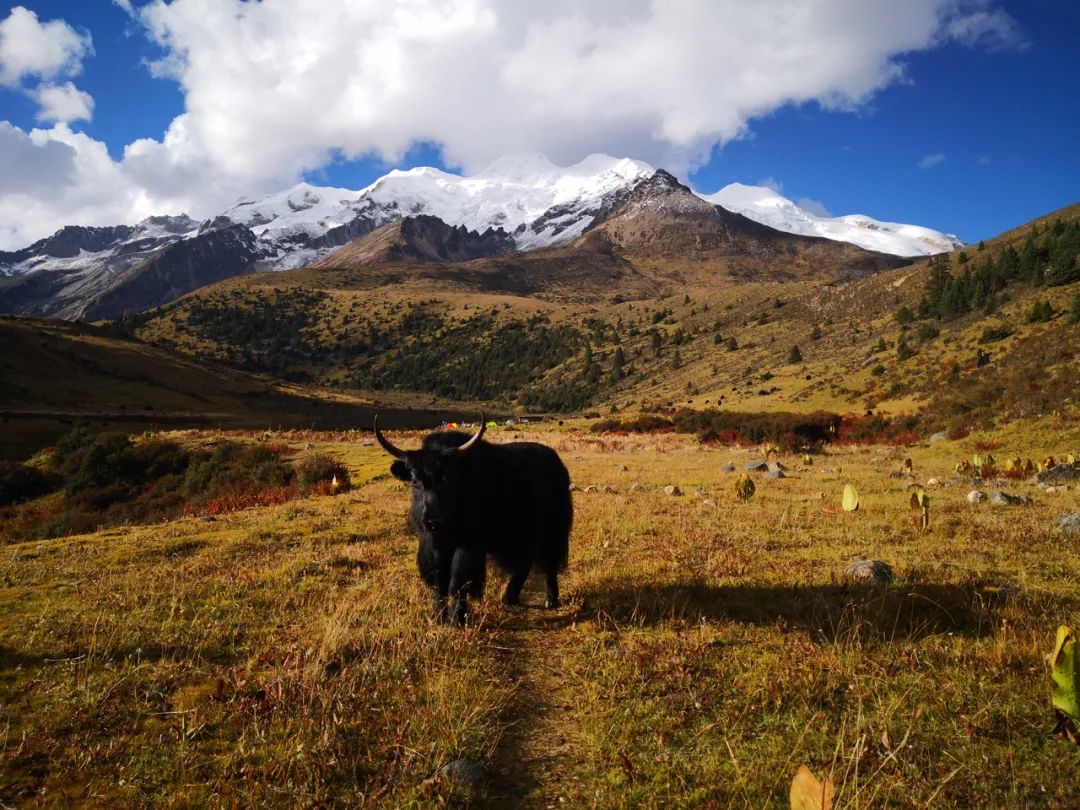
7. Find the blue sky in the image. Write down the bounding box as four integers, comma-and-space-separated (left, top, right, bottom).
0, 1, 1077, 249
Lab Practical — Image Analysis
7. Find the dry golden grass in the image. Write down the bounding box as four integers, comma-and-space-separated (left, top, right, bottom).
2, 418, 1080, 807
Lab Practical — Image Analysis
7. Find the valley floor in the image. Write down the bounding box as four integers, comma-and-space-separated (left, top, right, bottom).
2, 422, 1080, 807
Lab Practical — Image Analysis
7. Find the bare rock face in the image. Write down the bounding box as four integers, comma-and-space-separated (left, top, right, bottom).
844, 559, 894, 585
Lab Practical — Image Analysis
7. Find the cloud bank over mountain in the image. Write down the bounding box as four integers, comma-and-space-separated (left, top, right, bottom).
0, 0, 1024, 249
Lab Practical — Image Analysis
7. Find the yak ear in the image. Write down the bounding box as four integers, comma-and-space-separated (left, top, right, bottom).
390, 460, 411, 482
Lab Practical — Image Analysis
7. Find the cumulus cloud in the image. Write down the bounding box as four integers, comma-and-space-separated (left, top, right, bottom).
0, 6, 92, 87
918, 152, 947, 169
34, 81, 94, 123
0, 0, 1025, 248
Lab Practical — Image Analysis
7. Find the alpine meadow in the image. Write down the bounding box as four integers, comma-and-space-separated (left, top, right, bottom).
1, 1, 1079, 807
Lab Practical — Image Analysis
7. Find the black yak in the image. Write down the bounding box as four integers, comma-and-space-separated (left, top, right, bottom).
375, 416, 572, 626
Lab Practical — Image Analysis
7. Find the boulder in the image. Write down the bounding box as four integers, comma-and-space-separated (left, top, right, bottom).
766, 461, 787, 473
744, 460, 769, 472
844, 559, 894, 585
1036, 464, 1080, 484
663, 485, 682, 496
720, 463, 736, 473
967, 490, 986, 503
764, 469, 786, 480
1058, 512, 1080, 532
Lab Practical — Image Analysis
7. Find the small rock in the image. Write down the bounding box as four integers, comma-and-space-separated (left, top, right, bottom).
744, 460, 769, 472
1059, 512, 1080, 532
929, 431, 948, 443
629, 482, 645, 493
989, 490, 1028, 506
616, 464, 629, 472
702, 498, 717, 507
304, 442, 314, 450
967, 490, 986, 503
436, 758, 485, 788
584, 485, 598, 494
361, 439, 374, 447
764, 469, 786, 480
844, 559, 894, 585
720, 463, 736, 473
600, 485, 617, 494
926, 478, 940, 488
663, 485, 682, 496
694, 486, 707, 498
888, 471, 908, 480
766, 461, 787, 473
568, 483, 579, 492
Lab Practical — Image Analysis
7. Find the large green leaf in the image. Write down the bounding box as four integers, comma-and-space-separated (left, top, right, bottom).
841, 484, 859, 512
1052, 625, 1079, 723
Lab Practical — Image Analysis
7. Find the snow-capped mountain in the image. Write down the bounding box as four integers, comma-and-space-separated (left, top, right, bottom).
0, 153, 961, 321
700, 183, 963, 257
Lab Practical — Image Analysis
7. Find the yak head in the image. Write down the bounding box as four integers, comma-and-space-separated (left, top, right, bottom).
374, 416, 486, 538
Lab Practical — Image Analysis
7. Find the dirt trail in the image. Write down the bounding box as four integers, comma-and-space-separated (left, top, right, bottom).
481, 582, 591, 809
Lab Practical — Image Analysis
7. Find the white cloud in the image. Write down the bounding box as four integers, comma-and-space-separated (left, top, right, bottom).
0, 0, 1024, 249
34, 81, 94, 123
796, 197, 833, 218
0, 6, 92, 87
758, 177, 785, 195
918, 152, 947, 169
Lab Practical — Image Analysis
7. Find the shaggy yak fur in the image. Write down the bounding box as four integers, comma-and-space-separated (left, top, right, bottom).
376, 419, 572, 626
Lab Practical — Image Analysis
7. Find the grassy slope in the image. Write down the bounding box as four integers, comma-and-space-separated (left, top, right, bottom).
0, 316, 492, 462
2, 419, 1079, 806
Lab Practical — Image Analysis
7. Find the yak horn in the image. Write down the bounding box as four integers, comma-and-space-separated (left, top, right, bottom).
455, 413, 486, 452
373, 415, 407, 459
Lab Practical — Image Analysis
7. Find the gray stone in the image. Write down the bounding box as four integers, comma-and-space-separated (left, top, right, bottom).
844, 559, 894, 585
583, 485, 597, 494
663, 485, 682, 496
1037, 464, 1080, 484
720, 463, 736, 473
616, 464, 629, 472
568, 483, 579, 492
989, 490, 1028, 506
629, 482, 646, 493
766, 461, 788, 473
967, 490, 986, 503
764, 469, 786, 480
929, 431, 948, 443
436, 758, 485, 788
744, 460, 769, 472
1058, 512, 1080, 532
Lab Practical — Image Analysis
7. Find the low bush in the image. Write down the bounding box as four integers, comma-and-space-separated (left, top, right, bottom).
0, 462, 60, 506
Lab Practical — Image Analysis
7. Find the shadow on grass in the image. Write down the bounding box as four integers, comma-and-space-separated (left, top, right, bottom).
576, 580, 1019, 640
0, 642, 241, 672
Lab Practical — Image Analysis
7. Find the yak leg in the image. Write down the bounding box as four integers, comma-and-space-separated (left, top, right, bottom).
448, 548, 486, 627
544, 568, 560, 609
502, 561, 531, 606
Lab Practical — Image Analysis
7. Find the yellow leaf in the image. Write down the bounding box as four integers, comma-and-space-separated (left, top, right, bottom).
842, 484, 859, 512
790, 765, 835, 810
